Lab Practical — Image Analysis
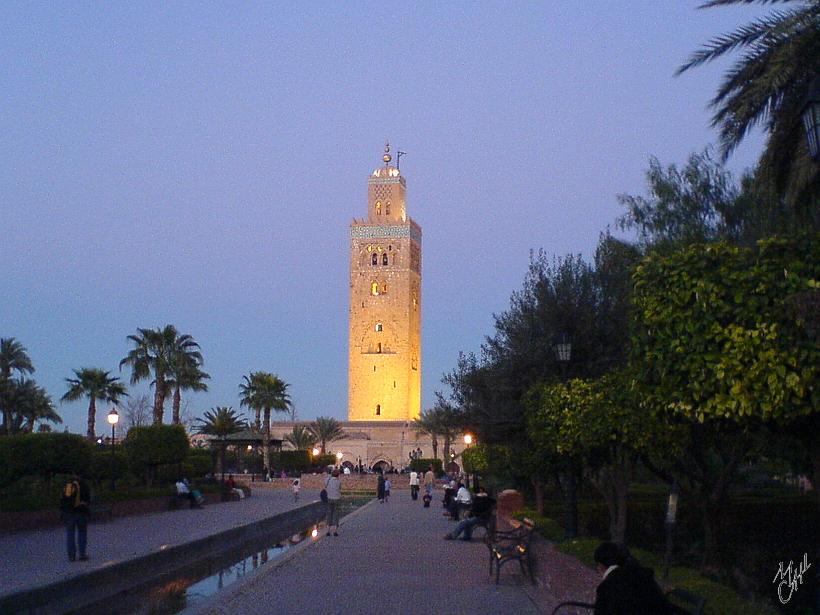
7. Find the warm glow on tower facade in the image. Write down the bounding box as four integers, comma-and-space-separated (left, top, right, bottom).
348, 145, 421, 421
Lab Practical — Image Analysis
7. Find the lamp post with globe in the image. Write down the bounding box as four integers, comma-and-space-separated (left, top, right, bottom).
106, 408, 119, 491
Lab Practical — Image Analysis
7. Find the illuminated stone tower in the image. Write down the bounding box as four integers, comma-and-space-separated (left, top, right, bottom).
348, 143, 422, 422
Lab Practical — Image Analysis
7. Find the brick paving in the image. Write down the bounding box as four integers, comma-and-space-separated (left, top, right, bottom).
0, 486, 602, 614
193, 491, 596, 615
0, 488, 318, 597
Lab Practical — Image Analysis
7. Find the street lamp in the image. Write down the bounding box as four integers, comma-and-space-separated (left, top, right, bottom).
463, 433, 473, 446
335, 452, 343, 468
802, 75, 820, 161
106, 408, 119, 491
554, 333, 578, 539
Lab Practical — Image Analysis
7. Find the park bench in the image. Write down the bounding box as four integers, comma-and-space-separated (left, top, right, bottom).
485, 517, 536, 584
550, 587, 706, 614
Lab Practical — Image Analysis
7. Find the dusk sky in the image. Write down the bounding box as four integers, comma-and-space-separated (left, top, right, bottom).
2, 2, 765, 434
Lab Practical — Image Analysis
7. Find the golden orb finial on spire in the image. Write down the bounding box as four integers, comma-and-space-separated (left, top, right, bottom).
383, 141, 392, 166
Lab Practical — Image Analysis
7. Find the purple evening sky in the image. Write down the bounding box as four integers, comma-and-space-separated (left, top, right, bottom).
2, 2, 764, 435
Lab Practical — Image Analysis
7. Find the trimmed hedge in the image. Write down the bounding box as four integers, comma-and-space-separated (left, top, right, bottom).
409, 458, 443, 475
0, 433, 92, 485
124, 424, 189, 484
269, 449, 311, 472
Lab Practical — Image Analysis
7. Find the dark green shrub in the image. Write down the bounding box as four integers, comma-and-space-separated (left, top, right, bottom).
277, 449, 310, 472
0, 433, 92, 485
410, 458, 443, 475
124, 424, 189, 486
88, 449, 128, 483
184, 448, 213, 478
312, 454, 336, 468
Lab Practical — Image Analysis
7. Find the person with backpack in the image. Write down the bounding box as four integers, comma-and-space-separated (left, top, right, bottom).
60, 473, 91, 562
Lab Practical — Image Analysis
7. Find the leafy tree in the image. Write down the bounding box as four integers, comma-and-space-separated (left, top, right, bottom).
239, 372, 291, 471
196, 406, 245, 481
284, 424, 316, 450
632, 235, 820, 559
677, 0, 820, 213
309, 416, 346, 455
527, 372, 679, 544
61, 368, 128, 440
124, 424, 190, 486
0, 337, 35, 434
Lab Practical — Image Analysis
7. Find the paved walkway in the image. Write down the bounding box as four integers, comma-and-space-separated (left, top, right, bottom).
0, 488, 319, 597
195, 491, 547, 615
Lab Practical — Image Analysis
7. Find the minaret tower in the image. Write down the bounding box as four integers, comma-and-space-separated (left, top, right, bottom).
348, 143, 422, 421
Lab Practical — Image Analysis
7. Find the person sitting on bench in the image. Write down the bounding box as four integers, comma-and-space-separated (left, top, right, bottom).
175, 478, 201, 508
444, 485, 495, 541
593, 541, 675, 615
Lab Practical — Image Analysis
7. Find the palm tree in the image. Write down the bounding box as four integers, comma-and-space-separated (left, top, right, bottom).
309, 417, 346, 454
0, 338, 35, 433
677, 0, 820, 211
4, 378, 60, 434
197, 407, 245, 481
120, 325, 202, 424
430, 396, 464, 463
413, 408, 441, 460
168, 357, 209, 426
62, 368, 128, 440
239, 372, 291, 472
284, 424, 316, 450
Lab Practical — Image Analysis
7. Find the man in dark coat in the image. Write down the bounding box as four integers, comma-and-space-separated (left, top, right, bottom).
593, 542, 674, 615
60, 473, 91, 562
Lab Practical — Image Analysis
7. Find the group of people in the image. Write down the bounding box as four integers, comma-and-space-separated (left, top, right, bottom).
443, 484, 496, 541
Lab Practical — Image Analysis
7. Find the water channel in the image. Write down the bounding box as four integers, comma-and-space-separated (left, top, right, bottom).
61, 498, 367, 615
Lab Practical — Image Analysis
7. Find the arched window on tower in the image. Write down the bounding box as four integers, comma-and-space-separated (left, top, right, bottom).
375, 323, 383, 332
385, 202, 391, 215
371, 282, 379, 296
376, 342, 382, 353
375, 201, 382, 216
382, 253, 388, 265
371, 253, 378, 266
375, 404, 381, 416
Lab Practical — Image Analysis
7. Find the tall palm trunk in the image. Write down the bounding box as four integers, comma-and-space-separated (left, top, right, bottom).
172, 384, 181, 425
443, 433, 451, 463
262, 407, 271, 472
431, 434, 438, 460
255, 408, 261, 431
153, 376, 166, 424
87, 397, 97, 440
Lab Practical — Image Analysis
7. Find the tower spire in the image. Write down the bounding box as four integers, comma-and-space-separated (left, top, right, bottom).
383, 141, 392, 166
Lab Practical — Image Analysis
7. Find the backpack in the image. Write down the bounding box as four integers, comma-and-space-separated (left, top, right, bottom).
60, 481, 81, 513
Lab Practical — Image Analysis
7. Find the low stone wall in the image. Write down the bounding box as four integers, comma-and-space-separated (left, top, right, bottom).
234, 473, 428, 491
0, 491, 224, 534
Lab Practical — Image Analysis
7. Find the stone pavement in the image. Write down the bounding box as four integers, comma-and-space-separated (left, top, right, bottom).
0, 488, 319, 598
194, 491, 549, 615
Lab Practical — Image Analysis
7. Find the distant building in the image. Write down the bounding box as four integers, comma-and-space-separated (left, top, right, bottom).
269, 146, 466, 472
348, 142, 421, 422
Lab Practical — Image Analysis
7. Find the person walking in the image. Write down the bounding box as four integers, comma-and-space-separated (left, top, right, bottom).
377, 473, 386, 503
291, 478, 300, 502
325, 469, 342, 536
423, 465, 435, 498
384, 477, 391, 502
60, 473, 91, 562
409, 469, 419, 500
